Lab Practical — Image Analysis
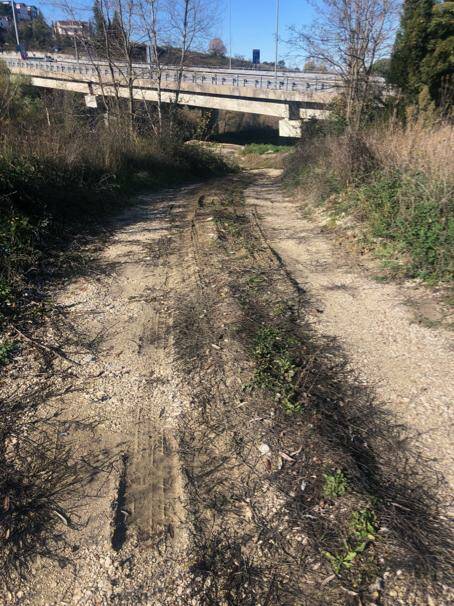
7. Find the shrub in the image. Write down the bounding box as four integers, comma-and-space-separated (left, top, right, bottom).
0, 115, 229, 325
284, 120, 454, 282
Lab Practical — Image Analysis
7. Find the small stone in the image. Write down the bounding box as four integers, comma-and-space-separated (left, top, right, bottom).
258, 443, 270, 455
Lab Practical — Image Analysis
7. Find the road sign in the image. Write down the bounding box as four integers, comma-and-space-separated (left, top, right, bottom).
252, 49, 260, 65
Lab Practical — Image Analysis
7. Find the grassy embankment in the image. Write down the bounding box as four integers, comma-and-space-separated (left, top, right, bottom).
0, 66, 229, 359
285, 120, 453, 284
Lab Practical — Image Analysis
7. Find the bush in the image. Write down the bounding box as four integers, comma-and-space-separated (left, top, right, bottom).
0, 128, 229, 324
284, 120, 454, 282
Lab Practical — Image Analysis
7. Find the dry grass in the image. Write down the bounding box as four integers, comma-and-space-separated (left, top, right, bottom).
284, 119, 454, 282
368, 119, 454, 186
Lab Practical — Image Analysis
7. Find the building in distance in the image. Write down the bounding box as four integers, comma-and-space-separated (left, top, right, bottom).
0, 2, 38, 30
53, 20, 89, 38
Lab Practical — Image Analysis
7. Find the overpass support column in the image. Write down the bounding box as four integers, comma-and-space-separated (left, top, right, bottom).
279, 119, 302, 137
279, 101, 302, 138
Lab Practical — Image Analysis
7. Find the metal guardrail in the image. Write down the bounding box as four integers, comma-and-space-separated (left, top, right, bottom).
4, 57, 345, 93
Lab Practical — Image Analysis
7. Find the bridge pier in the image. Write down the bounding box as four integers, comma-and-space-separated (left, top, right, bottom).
279, 119, 302, 138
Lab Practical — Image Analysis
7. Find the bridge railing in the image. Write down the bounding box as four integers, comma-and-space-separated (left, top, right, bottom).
3, 57, 347, 93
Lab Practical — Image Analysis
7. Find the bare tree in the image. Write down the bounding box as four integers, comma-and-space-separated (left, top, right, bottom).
55, 0, 128, 120
54, 0, 217, 137
164, 0, 218, 133
290, 0, 397, 129
136, 0, 164, 135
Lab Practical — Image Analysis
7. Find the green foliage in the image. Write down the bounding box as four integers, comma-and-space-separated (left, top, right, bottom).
251, 326, 301, 413
420, 2, 454, 107
323, 470, 348, 498
2, 11, 54, 50
350, 509, 378, 542
371, 58, 391, 80
324, 509, 378, 574
351, 171, 453, 281
242, 143, 290, 156
0, 62, 43, 125
390, 0, 435, 102
390, 0, 453, 107
324, 543, 367, 573
0, 339, 15, 365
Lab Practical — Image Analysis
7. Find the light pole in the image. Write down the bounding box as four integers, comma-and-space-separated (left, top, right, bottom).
228, 0, 232, 70
274, 0, 280, 81
10, 0, 20, 52
74, 35, 80, 64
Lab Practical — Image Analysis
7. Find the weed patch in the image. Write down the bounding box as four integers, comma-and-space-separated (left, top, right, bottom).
324, 509, 378, 574
251, 326, 300, 413
323, 470, 348, 498
0, 338, 15, 365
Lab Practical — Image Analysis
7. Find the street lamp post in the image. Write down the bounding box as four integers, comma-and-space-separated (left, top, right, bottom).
228, 0, 232, 70
74, 35, 80, 64
10, 0, 20, 52
274, 0, 280, 81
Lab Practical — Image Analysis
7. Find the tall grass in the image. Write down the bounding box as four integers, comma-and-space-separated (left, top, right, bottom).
0, 109, 228, 324
285, 120, 454, 282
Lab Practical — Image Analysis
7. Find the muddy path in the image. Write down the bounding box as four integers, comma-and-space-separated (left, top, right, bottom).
1, 168, 452, 605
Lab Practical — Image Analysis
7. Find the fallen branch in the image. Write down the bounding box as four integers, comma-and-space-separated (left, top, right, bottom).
11, 326, 81, 366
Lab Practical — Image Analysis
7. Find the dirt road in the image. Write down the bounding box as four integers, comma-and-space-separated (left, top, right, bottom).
2, 163, 452, 605
248, 168, 454, 492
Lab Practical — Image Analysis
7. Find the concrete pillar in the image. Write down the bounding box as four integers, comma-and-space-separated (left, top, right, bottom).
84, 94, 97, 108
279, 119, 302, 138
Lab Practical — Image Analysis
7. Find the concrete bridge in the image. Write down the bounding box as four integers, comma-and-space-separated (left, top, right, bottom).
3, 56, 345, 136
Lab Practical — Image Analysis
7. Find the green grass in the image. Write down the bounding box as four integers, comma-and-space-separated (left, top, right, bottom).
242, 143, 291, 156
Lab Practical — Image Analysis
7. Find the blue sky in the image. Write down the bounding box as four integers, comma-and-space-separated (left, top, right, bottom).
218, 0, 316, 65
36, 0, 316, 65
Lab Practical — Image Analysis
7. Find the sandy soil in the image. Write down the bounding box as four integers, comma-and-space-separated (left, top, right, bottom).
248, 168, 454, 493
2, 185, 201, 605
